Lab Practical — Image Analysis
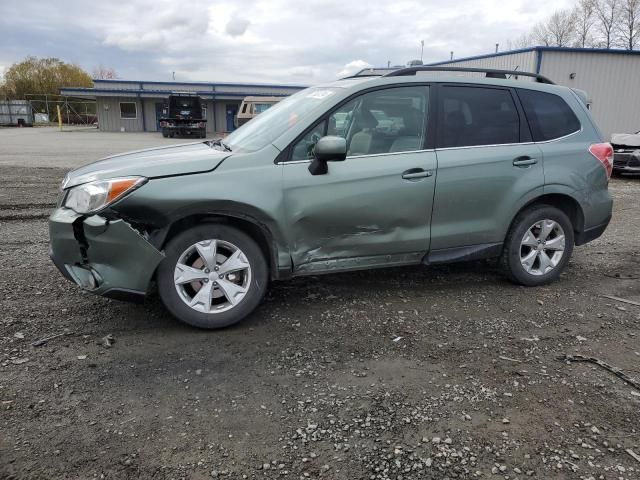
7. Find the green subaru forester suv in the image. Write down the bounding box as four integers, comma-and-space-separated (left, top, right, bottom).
49, 67, 613, 329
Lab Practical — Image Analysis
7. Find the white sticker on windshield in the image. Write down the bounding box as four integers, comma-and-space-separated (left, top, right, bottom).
306, 90, 335, 100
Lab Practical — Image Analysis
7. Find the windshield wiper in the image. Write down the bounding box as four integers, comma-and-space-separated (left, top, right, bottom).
208, 138, 232, 152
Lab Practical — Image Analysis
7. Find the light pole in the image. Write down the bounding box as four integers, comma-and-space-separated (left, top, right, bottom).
420, 40, 424, 62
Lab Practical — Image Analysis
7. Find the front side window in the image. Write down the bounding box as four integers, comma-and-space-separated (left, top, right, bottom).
120, 102, 137, 119
290, 85, 429, 160
437, 86, 520, 148
224, 87, 340, 153
517, 89, 581, 141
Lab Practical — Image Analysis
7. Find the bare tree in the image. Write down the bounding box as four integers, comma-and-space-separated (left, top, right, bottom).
533, 9, 577, 46
509, 32, 536, 49
92, 65, 119, 80
532, 22, 552, 46
574, 0, 597, 46
617, 0, 640, 48
593, 0, 620, 47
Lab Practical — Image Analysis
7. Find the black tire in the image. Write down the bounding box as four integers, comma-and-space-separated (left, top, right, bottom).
157, 224, 268, 329
162, 132, 169, 138
501, 205, 574, 286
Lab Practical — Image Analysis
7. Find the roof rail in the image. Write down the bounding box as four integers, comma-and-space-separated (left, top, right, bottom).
383, 66, 555, 84
341, 67, 400, 80
341, 73, 384, 79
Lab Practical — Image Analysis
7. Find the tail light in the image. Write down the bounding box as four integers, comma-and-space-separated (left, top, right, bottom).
589, 143, 613, 179
160, 121, 167, 127
198, 122, 205, 128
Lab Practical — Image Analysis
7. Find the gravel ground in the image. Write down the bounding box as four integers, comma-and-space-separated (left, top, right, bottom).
1, 129, 640, 479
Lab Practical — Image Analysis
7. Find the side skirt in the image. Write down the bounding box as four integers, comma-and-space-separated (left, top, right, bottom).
424, 242, 503, 265
292, 252, 424, 276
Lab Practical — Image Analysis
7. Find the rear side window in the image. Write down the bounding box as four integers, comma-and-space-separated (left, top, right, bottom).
437, 86, 520, 148
517, 89, 580, 141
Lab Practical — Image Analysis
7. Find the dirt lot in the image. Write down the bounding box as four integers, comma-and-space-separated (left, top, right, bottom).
1, 128, 639, 480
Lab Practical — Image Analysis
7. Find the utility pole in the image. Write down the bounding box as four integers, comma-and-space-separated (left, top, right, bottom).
387, 60, 391, 68
450, 51, 454, 61
420, 40, 424, 62
172, 71, 176, 81
495, 43, 499, 53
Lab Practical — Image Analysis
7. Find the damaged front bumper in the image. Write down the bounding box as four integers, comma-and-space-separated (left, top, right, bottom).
48, 208, 165, 301
613, 151, 640, 173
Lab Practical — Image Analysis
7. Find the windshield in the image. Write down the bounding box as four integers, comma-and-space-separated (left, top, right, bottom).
225, 87, 340, 152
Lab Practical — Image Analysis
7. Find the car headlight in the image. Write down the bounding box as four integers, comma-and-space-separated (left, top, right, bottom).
64, 177, 147, 214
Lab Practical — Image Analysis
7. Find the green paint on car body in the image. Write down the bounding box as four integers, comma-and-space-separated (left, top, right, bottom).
49, 72, 613, 314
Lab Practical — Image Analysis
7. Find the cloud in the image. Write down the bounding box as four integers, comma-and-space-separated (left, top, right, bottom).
0, 0, 575, 84
225, 15, 250, 37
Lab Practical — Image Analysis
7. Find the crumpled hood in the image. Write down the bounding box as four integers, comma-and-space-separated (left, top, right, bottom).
63, 142, 230, 189
611, 132, 640, 148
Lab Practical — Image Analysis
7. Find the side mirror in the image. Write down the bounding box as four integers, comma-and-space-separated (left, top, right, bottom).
308, 136, 347, 175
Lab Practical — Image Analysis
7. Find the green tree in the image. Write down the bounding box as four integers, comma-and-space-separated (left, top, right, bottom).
0, 56, 92, 99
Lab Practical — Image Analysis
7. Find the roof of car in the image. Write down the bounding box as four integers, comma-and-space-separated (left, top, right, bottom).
321, 73, 568, 95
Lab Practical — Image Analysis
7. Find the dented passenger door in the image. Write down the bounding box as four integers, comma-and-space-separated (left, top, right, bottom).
282, 85, 436, 274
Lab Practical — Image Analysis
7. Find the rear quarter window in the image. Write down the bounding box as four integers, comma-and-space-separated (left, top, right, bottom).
517, 89, 581, 142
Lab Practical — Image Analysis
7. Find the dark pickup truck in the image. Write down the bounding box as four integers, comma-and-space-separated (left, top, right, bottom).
159, 95, 207, 138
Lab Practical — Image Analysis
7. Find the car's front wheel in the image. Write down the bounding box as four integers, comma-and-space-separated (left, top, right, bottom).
501, 205, 574, 286
157, 224, 268, 329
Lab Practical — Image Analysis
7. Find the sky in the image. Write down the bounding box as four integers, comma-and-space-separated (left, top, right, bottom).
0, 0, 573, 85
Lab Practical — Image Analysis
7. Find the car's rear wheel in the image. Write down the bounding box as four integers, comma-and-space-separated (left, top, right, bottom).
501, 205, 574, 286
157, 225, 268, 329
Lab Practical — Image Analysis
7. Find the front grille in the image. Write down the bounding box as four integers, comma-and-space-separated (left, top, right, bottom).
614, 152, 640, 168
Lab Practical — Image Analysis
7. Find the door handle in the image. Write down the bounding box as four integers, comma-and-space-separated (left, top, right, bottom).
402, 168, 433, 180
513, 156, 538, 167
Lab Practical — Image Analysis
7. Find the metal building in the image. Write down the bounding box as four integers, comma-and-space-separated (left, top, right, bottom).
0, 100, 34, 126
60, 79, 305, 134
428, 46, 640, 139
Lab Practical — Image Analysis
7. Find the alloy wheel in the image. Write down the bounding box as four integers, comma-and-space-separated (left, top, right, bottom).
519, 219, 566, 276
173, 239, 252, 313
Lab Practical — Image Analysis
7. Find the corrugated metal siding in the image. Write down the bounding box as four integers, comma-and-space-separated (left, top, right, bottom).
430, 51, 538, 79
205, 100, 216, 133
214, 102, 226, 132
93, 81, 301, 97
143, 83, 213, 93
94, 80, 141, 90
540, 51, 640, 139
96, 97, 144, 132
215, 85, 299, 95
97, 97, 234, 133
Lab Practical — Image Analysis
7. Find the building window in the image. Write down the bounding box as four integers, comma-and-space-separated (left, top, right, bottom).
120, 102, 137, 119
